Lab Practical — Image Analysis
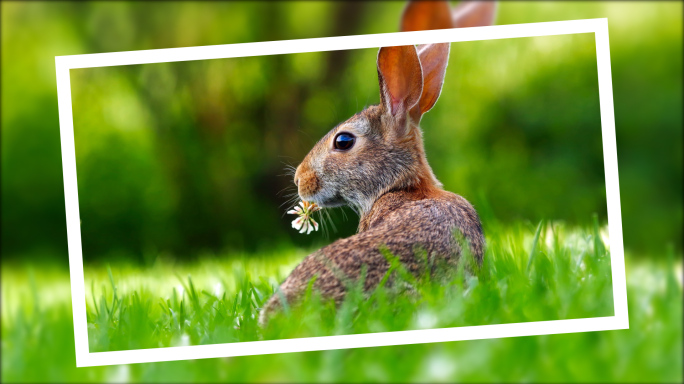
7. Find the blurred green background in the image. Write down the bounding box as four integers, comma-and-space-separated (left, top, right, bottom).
1, 1, 681, 263
1, 1, 682, 383
68, 32, 604, 261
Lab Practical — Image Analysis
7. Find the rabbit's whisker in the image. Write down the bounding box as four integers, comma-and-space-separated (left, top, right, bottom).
279, 195, 301, 211
280, 198, 301, 214
276, 186, 296, 197
324, 208, 337, 233
316, 210, 329, 239
338, 206, 349, 222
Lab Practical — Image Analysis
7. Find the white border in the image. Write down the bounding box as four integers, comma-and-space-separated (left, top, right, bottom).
56, 18, 628, 367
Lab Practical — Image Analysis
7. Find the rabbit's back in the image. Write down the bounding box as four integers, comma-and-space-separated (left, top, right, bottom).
358, 192, 484, 290
266, 191, 484, 313
358, 189, 484, 266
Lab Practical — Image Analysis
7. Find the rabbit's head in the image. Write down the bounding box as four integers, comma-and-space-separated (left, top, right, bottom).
294, 0, 496, 215
294, 44, 448, 214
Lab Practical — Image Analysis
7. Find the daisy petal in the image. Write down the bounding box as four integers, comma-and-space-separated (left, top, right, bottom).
292, 217, 303, 230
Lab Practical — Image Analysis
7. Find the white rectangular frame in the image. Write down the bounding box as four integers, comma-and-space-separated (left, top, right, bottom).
56, 18, 628, 367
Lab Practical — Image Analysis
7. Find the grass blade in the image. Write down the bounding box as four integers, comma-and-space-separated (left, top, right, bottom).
526, 220, 544, 274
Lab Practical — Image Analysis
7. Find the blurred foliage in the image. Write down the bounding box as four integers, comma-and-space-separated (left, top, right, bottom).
1, 1, 682, 262
69, 34, 603, 260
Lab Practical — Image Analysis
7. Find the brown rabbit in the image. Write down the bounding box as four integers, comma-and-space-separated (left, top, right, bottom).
260, 0, 497, 326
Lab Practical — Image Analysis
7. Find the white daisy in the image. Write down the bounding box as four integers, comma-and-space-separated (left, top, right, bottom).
287, 201, 321, 235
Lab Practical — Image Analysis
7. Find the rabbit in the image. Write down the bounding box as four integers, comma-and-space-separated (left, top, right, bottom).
259, 0, 497, 326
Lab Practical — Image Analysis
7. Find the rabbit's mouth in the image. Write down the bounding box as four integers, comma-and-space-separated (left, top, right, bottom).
307, 192, 346, 208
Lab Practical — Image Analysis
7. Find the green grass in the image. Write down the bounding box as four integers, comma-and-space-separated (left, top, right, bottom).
2, 219, 682, 382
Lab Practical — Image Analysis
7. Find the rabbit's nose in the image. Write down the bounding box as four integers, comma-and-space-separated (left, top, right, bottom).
294, 165, 302, 186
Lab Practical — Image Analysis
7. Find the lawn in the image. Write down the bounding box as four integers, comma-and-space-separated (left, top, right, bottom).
2, 218, 682, 382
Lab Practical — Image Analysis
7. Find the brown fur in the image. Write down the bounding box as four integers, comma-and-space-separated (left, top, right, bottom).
260, 105, 485, 325
259, 1, 495, 326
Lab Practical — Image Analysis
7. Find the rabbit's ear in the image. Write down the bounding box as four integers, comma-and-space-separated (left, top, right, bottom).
410, 43, 450, 120
399, 1, 451, 121
400, 0, 452, 32
377, 45, 423, 122
452, 1, 498, 28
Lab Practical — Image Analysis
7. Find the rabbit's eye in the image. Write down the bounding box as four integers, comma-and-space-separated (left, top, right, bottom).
334, 132, 356, 151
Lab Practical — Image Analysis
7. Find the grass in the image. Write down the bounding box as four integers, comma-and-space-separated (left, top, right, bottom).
2, 218, 682, 382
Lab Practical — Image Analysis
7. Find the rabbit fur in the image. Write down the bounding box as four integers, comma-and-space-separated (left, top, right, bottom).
259, 0, 495, 326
